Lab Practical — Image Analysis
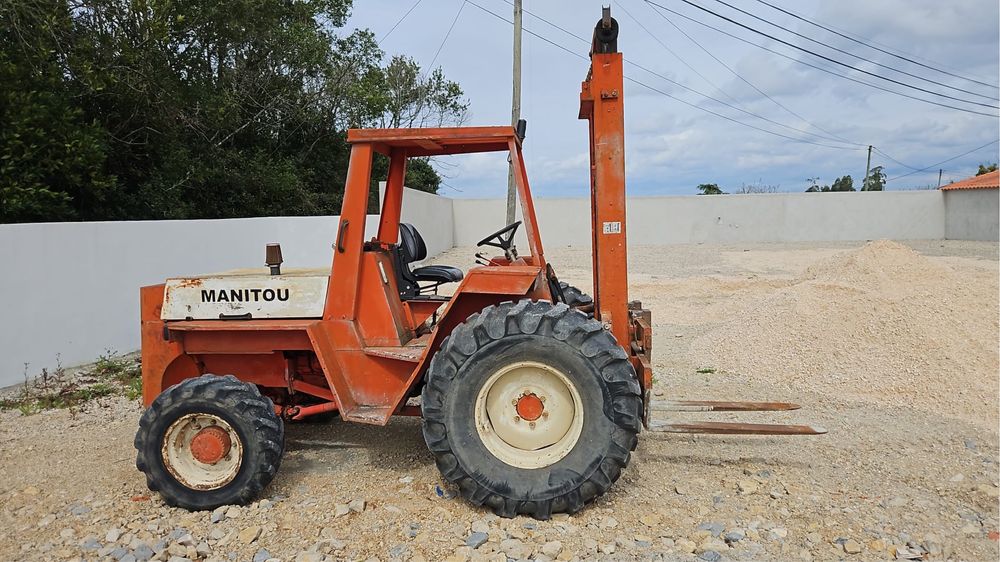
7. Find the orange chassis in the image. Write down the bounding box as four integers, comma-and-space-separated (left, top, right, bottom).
140, 123, 654, 426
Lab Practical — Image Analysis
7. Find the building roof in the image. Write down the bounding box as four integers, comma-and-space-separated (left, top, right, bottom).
941, 170, 999, 191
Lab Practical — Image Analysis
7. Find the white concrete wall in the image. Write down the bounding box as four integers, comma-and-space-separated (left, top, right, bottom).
0, 189, 453, 387
454, 191, 946, 248
944, 189, 1000, 241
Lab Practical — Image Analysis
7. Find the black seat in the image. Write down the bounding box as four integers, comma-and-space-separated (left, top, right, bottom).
395, 223, 463, 298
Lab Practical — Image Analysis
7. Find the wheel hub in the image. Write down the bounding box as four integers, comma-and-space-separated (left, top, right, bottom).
475, 361, 585, 469
515, 393, 544, 421
162, 413, 243, 490
189, 426, 232, 465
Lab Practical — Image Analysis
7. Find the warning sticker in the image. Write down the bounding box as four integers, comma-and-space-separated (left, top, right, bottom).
602, 221, 622, 234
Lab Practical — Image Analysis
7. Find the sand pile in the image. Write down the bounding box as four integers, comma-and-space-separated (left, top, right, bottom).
690, 240, 999, 427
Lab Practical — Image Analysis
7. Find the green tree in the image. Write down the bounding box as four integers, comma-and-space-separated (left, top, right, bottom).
977, 162, 998, 176
697, 183, 725, 195
0, 0, 467, 223
862, 166, 886, 191
830, 175, 855, 192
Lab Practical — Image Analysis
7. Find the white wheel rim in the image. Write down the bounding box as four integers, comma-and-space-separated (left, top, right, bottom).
474, 361, 584, 469
162, 413, 243, 490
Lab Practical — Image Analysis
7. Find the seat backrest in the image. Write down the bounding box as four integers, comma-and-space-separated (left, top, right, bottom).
399, 223, 428, 263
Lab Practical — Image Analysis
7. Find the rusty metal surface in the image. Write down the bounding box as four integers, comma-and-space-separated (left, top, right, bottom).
649, 400, 802, 412
647, 420, 827, 435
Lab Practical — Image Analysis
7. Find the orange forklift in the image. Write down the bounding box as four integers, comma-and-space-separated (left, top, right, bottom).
135, 8, 822, 519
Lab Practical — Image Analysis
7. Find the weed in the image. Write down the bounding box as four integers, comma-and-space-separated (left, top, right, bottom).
0, 351, 142, 415
696, 367, 716, 374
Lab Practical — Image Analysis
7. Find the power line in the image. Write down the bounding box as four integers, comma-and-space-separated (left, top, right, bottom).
632, 0, 864, 148
705, 0, 998, 102
642, 1, 999, 119
380, 0, 424, 43
496, 0, 860, 149
752, 0, 999, 91
886, 140, 999, 182
426, 1, 467, 71
466, 0, 862, 151
660, 0, 999, 111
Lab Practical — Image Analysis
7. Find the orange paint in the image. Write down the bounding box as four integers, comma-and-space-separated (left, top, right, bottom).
516, 394, 544, 421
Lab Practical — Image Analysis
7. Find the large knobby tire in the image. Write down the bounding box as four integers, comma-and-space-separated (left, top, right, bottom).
135, 374, 284, 510
422, 300, 642, 519
559, 282, 593, 310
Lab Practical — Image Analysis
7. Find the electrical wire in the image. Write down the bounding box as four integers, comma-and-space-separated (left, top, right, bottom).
380, 0, 424, 43
752, 0, 999, 91
495, 0, 861, 148
427, 1, 467, 70
466, 0, 862, 151
704, 0, 998, 102
627, 0, 865, 148
659, 0, 999, 111
642, 1, 999, 118
886, 140, 999, 182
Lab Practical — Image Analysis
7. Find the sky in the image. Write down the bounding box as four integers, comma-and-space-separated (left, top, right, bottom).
346, 0, 1000, 198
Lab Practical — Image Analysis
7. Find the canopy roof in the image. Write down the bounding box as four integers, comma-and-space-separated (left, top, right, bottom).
346, 126, 520, 157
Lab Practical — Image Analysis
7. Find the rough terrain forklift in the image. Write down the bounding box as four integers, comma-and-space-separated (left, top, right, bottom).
135, 9, 823, 519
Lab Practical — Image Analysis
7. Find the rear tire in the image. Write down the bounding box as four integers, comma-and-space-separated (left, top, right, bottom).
422, 300, 641, 519
135, 374, 284, 510
559, 282, 593, 311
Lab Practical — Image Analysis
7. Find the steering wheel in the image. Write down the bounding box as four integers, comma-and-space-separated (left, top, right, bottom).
476, 221, 522, 252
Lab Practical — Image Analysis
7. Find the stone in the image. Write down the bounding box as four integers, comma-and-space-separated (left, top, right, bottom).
541, 540, 562, 557
699, 551, 721, 562
738, 480, 759, 494
471, 520, 490, 534
252, 549, 271, 562
842, 539, 862, 554
334, 504, 350, 517
106, 528, 123, 543
238, 526, 262, 544
69, 504, 92, 516
133, 544, 155, 562
600, 516, 619, 529
499, 538, 529, 559
724, 530, 745, 543
348, 499, 366, 513
196, 542, 212, 558
770, 527, 788, 540
466, 532, 488, 549
225, 505, 243, 519
167, 543, 188, 557
295, 554, 323, 562
964, 438, 977, 450
949, 473, 965, 483
79, 536, 101, 550
869, 539, 886, 552
176, 534, 196, 547
209, 529, 226, 541
210, 507, 227, 524
676, 539, 697, 554
599, 543, 616, 555
697, 522, 725, 537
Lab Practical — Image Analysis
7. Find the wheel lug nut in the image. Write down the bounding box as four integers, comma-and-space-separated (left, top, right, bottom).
542, 412, 549, 419
511, 399, 518, 406
529, 421, 536, 429
514, 416, 521, 423
539, 396, 546, 403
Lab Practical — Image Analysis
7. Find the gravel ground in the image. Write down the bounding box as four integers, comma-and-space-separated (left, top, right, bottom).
0, 240, 997, 562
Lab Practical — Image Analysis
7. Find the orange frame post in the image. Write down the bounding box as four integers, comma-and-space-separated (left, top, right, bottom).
580, 50, 630, 348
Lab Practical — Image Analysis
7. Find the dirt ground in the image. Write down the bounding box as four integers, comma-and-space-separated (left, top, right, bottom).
0, 240, 997, 562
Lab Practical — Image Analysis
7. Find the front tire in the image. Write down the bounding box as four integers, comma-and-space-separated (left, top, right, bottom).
422, 300, 641, 519
135, 374, 284, 510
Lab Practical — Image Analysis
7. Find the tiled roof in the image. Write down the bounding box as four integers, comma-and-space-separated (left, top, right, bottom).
941, 170, 999, 190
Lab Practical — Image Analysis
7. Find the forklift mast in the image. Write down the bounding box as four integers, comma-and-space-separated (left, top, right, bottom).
579, 9, 630, 350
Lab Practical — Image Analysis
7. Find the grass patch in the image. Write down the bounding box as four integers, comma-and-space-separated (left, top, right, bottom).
0, 352, 141, 415
696, 367, 716, 374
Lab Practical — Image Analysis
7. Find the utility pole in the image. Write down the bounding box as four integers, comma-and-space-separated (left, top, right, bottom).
862, 144, 872, 191
937, 169, 943, 188
505, 0, 522, 225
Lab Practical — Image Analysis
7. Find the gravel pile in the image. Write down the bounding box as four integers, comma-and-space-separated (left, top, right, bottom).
690, 240, 998, 428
